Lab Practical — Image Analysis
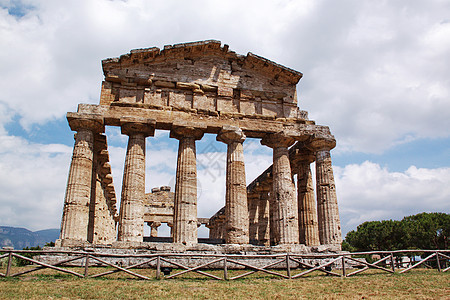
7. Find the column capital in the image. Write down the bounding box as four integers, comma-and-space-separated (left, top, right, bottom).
292, 147, 316, 165
67, 113, 104, 133
260, 132, 295, 149
147, 221, 161, 228
310, 137, 336, 151
120, 117, 156, 137
216, 125, 246, 144
170, 126, 204, 140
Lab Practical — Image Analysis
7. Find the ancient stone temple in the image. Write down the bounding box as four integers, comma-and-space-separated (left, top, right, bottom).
56, 40, 341, 251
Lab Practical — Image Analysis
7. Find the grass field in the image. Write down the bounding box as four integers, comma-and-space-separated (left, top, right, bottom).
0, 268, 449, 299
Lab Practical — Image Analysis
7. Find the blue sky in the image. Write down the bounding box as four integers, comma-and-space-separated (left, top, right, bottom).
0, 0, 449, 238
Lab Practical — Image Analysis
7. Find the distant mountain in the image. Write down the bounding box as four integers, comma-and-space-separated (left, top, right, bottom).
0, 226, 60, 249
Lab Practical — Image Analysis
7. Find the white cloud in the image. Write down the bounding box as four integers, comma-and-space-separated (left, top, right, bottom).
335, 161, 450, 236
1, 0, 449, 151
0, 0, 449, 238
0, 133, 71, 231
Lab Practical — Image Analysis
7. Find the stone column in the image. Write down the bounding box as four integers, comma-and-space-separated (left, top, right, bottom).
148, 222, 161, 238
295, 151, 320, 246
261, 133, 299, 245
257, 187, 271, 246
312, 139, 342, 246
60, 115, 104, 242
247, 192, 259, 243
117, 118, 155, 242
217, 126, 249, 244
167, 222, 173, 238
170, 126, 204, 245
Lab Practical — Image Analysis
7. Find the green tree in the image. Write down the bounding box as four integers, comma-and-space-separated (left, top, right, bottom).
344, 212, 449, 251
402, 212, 449, 249
345, 220, 405, 251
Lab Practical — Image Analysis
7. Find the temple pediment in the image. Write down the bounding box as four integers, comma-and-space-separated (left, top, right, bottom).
100, 40, 304, 119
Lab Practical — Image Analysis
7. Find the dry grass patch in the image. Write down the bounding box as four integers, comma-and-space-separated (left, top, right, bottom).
0, 268, 448, 299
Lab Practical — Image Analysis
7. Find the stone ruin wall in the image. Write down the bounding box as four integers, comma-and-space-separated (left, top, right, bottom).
100, 40, 305, 120
57, 40, 342, 251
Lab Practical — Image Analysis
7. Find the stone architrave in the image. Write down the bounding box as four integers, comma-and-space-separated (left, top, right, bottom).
117, 118, 155, 242
217, 126, 249, 244
60, 115, 104, 242
171, 126, 204, 245
261, 133, 299, 245
296, 150, 320, 246
312, 139, 342, 246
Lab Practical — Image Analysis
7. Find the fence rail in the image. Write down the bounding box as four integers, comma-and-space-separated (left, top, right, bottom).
0, 249, 448, 280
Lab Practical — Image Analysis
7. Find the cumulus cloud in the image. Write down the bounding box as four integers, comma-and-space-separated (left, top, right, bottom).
0, 131, 72, 230
1, 0, 448, 152
336, 161, 450, 235
0, 0, 449, 235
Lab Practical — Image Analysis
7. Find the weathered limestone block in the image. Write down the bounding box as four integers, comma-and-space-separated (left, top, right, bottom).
86, 135, 117, 245
312, 139, 342, 247
217, 126, 249, 244
117, 118, 155, 242
257, 190, 271, 246
297, 156, 320, 246
207, 208, 225, 240
148, 222, 161, 237
247, 193, 259, 243
171, 126, 204, 245
60, 116, 104, 242
144, 186, 175, 226
261, 133, 299, 245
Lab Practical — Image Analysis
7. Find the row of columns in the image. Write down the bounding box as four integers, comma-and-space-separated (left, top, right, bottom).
61, 115, 340, 247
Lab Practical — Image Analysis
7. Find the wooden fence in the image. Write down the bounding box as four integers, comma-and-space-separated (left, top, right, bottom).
0, 249, 448, 280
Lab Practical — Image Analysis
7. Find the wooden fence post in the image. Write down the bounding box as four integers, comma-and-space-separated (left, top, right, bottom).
436, 251, 441, 272
5, 252, 13, 277
390, 253, 395, 272
224, 257, 228, 280
84, 254, 89, 277
342, 256, 346, 277
156, 256, 161, 279
286, 253, 291, 279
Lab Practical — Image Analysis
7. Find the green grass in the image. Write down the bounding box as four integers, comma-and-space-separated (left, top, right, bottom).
0, 268, 448, 299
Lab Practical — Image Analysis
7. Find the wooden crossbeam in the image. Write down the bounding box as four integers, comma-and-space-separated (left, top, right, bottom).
89, 257, 157, 278
346, 255, 391, 277
289, 256, 340, 277
399, 253, 436, 274
11, 255, 85, 277
291, 257, 342, 279
164, 257, 224, 280
87, 255, 150, 280
229, 258, 286, 280
226, 258, 288, 279
11, 253, 83, 278
158, 257, 222, 280
345, 256, 394, 274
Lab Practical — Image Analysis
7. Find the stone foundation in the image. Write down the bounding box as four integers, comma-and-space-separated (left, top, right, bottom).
42, 243, 345, 270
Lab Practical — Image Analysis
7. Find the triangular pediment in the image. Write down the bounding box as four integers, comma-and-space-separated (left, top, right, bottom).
100, 40, 303, 119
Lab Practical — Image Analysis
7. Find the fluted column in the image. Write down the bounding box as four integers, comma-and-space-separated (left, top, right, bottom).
171, 126, 204, 245
312, 139, 342, 247
60, 116, 104, 242
296, 151, 320, 246
148, 222, 161, 238
117, 118, 155, 242
217, 126, 249, 244
261, 133, 299, 245
257, 187, 271, 246
247, 193, 259, 243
